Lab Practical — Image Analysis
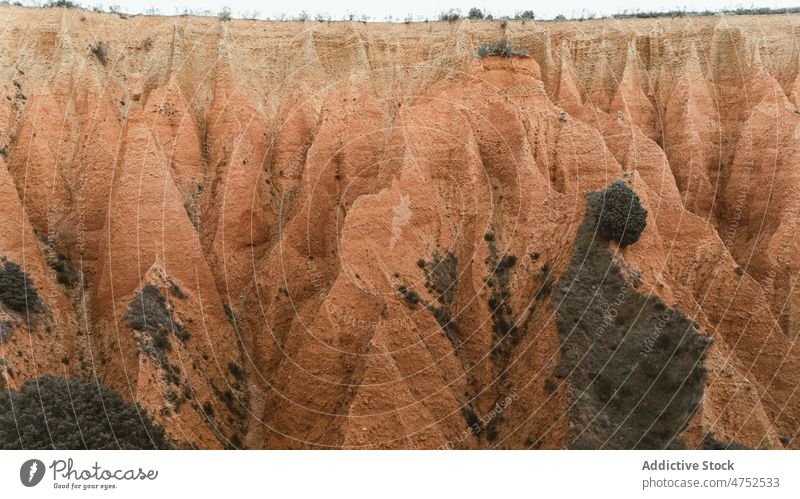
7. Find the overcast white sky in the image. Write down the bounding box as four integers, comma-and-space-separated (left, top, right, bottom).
23, 0, 800, 20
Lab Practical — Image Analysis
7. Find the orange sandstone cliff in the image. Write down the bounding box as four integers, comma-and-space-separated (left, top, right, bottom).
1, 6, 800, 449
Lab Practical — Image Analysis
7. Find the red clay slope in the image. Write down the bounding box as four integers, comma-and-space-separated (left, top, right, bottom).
0, 6, 799, 448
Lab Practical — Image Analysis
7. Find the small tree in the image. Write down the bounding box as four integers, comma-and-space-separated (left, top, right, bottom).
468, 8, 485, 19
597, 180, 648, 247
515, 10, 535, 19
0, 376, 170, 449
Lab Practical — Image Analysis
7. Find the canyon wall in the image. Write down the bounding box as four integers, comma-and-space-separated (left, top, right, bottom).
1, 6, 800, 448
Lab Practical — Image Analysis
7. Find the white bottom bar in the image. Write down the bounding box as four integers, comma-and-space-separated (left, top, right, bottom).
1, 451, 797, 498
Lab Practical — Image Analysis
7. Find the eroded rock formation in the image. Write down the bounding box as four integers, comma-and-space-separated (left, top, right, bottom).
1, 6, 799, 448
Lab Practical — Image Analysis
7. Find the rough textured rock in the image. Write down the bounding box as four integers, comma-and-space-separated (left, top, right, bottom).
1, 6, 800, 449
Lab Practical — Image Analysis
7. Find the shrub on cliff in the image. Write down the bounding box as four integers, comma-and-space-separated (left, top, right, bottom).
0, 376, 170, 449
125, 284, 191, 346
47, 248, 81, 288
478, 39, 527, 58
124, 284, 191, 379
597, 180, 647, 247
0, 259, 42, 313
90, 41, 108, 66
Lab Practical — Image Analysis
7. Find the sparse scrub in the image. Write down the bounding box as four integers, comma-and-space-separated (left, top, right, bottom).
124, 284, 191, 373
0, 259, 42, 313
228, 362, 245, 381
487, 253, 517, 341
396, 285, 420, 306
211, 382, 245, 418
167, 278, 187, 299
481, 233, 546, 440
90, 41, 108, 66
439, 9, 461, 21
462, 407, 482, 431
483, 235, 535, 359
597, 180, 648, 247
397, 250, 459, 344
223, 302, 235, 324
421, 251, 459, 339
478, 39, 527, 58
46, 0, 78, 7
610, 7, 800, 19
47, 248, 80, 288
409, 249, 476, 436
0, 375, 170, 449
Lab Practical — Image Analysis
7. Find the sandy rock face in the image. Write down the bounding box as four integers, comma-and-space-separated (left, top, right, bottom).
2, 7, 800, 448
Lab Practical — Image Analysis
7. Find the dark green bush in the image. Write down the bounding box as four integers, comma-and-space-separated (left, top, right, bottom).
0, 376, 170, 449
468, 7, 485, 19
597, 180, 648, 247
0, 260, 42, 313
